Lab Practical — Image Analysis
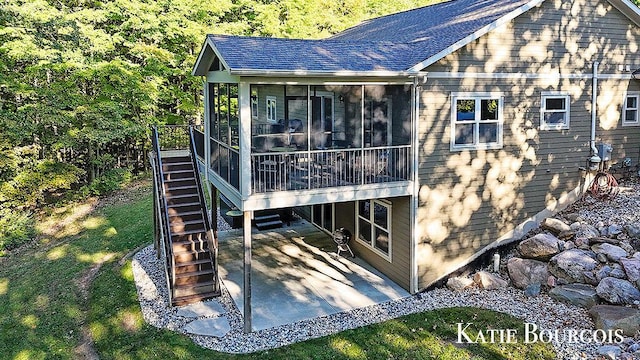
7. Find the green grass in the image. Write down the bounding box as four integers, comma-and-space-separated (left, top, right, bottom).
0, 184, 555, 359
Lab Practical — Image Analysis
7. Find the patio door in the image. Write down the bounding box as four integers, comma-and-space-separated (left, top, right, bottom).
312, 203, 334, 234
311, 91, 334, 149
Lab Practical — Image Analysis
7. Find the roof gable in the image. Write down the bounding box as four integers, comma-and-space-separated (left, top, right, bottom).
193, 0, 640, 76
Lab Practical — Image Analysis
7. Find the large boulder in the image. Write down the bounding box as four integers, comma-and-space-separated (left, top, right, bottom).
590, 304, 640, 336
596, 277, 640, 305
549, 249, 598, 283
549, 283, 599, 308
517, 233, 560, 260
591, 243, 628, 262
620, 258, 640, 283
541, 218, 571, 235
507, 257, 550, 289
447, 276, 475, 292
473, 271, 507, 290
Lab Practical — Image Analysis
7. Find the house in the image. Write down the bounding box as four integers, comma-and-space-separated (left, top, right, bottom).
191, 0, 640, 329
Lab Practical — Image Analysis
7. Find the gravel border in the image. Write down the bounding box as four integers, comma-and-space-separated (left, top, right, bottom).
132, 185, 640, 359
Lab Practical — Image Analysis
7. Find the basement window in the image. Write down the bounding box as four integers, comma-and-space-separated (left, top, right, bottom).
623, 93, 639, 126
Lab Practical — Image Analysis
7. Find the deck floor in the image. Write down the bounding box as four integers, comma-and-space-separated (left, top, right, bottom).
217, 219, 409, 331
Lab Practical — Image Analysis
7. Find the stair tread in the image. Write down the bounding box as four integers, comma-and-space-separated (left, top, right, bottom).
166, 193, 200, 199
175, 258, 213, 267
168, 202, 202, 208
163, 177, 196, 182
172, 291, 220, 306
175, 269, 215, 278
174, 279, 217, 289
164, 185, 198, 191
172, 229, 207, 237
170, 219, 205, 226
163, 161, 193, 166
256, 220, 283, 226
255, 214, 281, 221
169, 210, 203, 217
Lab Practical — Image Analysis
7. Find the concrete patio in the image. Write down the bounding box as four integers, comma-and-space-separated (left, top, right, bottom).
217, 219, 410, 331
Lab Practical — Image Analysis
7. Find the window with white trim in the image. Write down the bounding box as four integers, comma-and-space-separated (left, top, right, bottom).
356, 199, 391, 260
266, 96, 277, 123
623, 93, 639, 126
540, 93, 570, 130
451, 93, 503, 151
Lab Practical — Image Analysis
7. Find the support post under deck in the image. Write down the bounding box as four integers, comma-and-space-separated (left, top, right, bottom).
243, 210, 252, 333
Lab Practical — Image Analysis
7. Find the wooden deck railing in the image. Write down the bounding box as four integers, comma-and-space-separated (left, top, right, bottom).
250, 145, 411, 193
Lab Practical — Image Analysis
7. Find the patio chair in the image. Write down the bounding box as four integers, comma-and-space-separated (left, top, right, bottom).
333, 227, 354, 258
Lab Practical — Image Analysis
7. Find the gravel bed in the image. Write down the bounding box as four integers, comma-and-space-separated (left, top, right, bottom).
132, 181, 640, 359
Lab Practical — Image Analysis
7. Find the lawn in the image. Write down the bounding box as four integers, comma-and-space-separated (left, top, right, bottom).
0, 183, 555, 359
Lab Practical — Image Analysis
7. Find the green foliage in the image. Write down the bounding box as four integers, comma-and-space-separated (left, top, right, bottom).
0, 208, 35, 252
80, 168, 132, 197
0, 158, 84, 208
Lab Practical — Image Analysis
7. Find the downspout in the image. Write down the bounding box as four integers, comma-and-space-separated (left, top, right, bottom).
410, 75, 423, 294
590, 61, 601, 166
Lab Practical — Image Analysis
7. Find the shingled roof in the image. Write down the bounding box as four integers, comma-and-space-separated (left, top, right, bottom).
192, 0, 540, 76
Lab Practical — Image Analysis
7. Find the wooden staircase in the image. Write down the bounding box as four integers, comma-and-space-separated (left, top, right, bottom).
151, 126, 220, 306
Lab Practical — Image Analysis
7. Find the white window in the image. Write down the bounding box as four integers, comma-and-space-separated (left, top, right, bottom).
266, 96, 277, 123
451, 93, 503, 151
540, 93, 570, 130
623, 93, 639, 126
356, 199, 391, 261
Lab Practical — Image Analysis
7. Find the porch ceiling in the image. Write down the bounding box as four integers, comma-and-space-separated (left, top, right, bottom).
217, 220, 409, 331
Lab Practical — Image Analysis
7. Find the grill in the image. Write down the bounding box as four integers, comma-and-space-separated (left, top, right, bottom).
333, 227, 354, 258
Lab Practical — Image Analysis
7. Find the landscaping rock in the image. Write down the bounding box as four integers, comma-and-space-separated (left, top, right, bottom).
575, 237, 591, 249
549, 249, 598, 283
517, 233, 560, 260
473, 271, 507, 290
591, 243, 628, 262
590, 304, 640, 335
597, 345, 622, 360
507, 257, 549, 289
596, 277, 640, 305
548, 283, 599, 308
541, 218, 571, 234
597, 266, 613, 282
590, 236, 621, 245
446, 276, 474, 292
609, 224, 624, 236
610, 264, 627, 279
620, 258, 640, 283
625, 224, 640, 238
524, 283, 541, 297
583, 270, 599, 286
573, 223, 600, 239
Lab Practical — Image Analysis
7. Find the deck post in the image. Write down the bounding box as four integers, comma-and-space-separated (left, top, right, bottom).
243, 210, 252, 333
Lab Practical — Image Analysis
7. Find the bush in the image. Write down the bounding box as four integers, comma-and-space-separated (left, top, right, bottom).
81, 168, 132, 197
0, 208, 35, 253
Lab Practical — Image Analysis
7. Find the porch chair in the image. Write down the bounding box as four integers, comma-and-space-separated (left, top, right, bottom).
333, 227, 355, 258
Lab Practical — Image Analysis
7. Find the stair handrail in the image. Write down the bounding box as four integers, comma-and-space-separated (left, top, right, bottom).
188, 126, 220, 293
151, 126, 177, 299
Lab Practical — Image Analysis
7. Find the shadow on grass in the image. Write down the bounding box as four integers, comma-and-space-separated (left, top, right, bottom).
0, 188, 555, 360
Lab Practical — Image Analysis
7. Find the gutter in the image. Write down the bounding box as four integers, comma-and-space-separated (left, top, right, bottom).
228, 69, 424, 78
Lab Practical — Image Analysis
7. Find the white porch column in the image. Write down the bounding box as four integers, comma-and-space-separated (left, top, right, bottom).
238, 81, 252, 200
243, 210, 252, 333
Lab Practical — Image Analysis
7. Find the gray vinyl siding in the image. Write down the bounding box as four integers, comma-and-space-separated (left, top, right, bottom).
597, 79, 640, 162
415, 0, 640, 289
335, 197, 411, 291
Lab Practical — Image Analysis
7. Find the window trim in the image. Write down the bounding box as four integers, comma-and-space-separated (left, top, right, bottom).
355, 199, 392, 262
266, 96, 277, 123
623, 92, 640, 126
540, 92, 571, 130
450, 92, 504, 151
